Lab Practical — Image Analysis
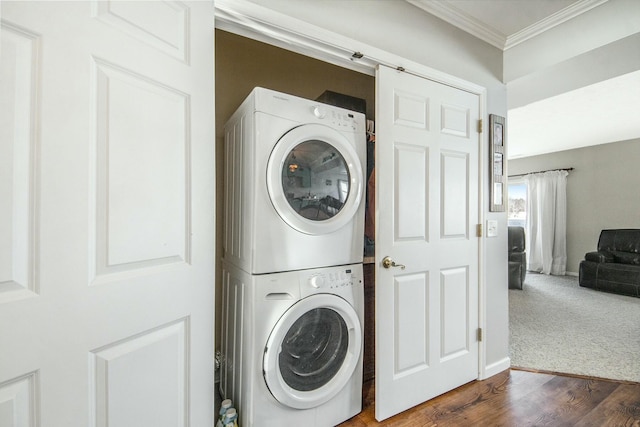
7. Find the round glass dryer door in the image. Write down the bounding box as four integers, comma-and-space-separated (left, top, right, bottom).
263, 294, 362, 409
267, 123, 363, 235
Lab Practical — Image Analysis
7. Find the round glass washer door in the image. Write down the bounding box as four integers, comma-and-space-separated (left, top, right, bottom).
263, 294, 362, 409
267, 123, 363, 235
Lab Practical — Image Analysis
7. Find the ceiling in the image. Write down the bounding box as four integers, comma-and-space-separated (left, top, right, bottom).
409, 0, 640, 159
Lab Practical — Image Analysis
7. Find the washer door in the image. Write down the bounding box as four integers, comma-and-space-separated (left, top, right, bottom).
267, 123, 363, 235
263, 294, 362, 409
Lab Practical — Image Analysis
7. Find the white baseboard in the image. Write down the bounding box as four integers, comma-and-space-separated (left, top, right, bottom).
566, 271, 578, 277
481, 357, 511, 380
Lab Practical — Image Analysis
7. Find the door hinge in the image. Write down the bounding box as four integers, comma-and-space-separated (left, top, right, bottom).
478, 119, 483, 133
477, 328, 483, 342
476, 223, 482, 237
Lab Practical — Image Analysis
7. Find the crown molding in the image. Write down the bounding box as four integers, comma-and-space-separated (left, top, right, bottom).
406, 0, 505, 49
407, 0, 609, 51
505, 0, 609, 49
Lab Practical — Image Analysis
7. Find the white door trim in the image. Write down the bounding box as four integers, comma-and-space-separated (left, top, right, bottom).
214, 0, 489, 380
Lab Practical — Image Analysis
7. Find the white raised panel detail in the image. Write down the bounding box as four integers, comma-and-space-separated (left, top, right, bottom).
394, 272, 429, 376
394, 91, 429, 129
219, 267, 246, 402
440, 267, 469, 361
91, 58, 190, 282
394, 143, 428, 241
441, 152, 468, 239
440, 104, 470, 138
92, 1, 189, 63
0, 22, 39, 303
90, 319, 188, 427
223, 119, 246, 265
0, 372, 38, 427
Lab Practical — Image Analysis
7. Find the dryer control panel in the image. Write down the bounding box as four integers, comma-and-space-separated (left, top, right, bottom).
311, 105, 362, 131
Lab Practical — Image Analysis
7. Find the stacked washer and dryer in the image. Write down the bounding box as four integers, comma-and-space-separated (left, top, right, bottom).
220, 88, 367, 426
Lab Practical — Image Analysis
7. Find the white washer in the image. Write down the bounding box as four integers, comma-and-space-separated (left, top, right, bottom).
219, 261, 364, 427
223, 87, 366, 274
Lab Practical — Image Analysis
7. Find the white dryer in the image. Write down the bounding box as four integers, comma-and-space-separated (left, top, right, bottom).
219, 261, 364, 427
223, 87, 366, 274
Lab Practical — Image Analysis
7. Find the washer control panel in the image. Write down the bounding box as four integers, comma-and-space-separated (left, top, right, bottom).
301, 264, 362, 291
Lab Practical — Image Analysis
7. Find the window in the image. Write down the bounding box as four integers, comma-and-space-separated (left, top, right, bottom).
508, 181, 527, 228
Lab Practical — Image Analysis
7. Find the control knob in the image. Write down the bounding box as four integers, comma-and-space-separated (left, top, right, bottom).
312, 106, 326, 119
309, 275, 325, 288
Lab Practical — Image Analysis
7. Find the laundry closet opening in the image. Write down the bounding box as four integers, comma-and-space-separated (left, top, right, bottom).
214, 28, 377, 389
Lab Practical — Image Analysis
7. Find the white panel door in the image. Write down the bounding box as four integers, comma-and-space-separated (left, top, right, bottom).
0, 2, 215, 426
375, 65, 480, 421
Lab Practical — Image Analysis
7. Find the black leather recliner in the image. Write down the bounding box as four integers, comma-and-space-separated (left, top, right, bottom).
508, 226, 527, 290
579, 229, 640, 297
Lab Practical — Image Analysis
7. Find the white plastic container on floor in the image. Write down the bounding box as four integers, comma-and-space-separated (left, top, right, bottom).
216, 399, 233, 427
222, 407, 238, 427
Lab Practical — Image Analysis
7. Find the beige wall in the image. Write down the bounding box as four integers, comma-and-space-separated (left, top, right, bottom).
215, 29, 375, 347
509, 138, 640, 274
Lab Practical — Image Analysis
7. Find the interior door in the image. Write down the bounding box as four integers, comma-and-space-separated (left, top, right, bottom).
375, 65, 480, 421
0, 2, 215, 426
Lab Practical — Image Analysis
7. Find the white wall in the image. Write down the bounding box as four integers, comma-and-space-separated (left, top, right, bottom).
508, 32, 640, 110
504, 0, 640, 83
239, 0, 510, 375
505, 0, 640, 113
244, 0, 503, 85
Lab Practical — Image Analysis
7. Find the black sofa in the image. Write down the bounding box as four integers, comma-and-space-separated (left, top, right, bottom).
508, 226, 526, 290
579, 229, 640, 297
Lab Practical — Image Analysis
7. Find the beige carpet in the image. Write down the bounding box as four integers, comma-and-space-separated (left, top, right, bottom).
509, 272, 640, 382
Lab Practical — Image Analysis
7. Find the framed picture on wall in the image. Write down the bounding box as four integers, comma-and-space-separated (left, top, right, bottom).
490, 114, 506, 212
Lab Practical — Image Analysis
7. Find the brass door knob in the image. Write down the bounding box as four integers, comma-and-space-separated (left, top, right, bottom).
382, 256, 406, 270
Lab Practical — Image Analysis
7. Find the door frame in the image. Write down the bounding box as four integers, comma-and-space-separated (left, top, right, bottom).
214, 0, 491, 380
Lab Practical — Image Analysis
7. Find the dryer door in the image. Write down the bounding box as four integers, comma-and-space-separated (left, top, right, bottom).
267, 123, 363, 235
263, 294, 362, 409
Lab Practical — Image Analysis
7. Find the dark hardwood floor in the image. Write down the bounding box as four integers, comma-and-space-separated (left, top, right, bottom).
338, 369, 640, 426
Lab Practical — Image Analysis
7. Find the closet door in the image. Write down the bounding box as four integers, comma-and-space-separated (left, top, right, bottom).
375, 64, 481, 421
0, 2, 215, 425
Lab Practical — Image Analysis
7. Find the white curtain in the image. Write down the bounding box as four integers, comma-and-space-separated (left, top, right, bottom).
524, 170, 568, 275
